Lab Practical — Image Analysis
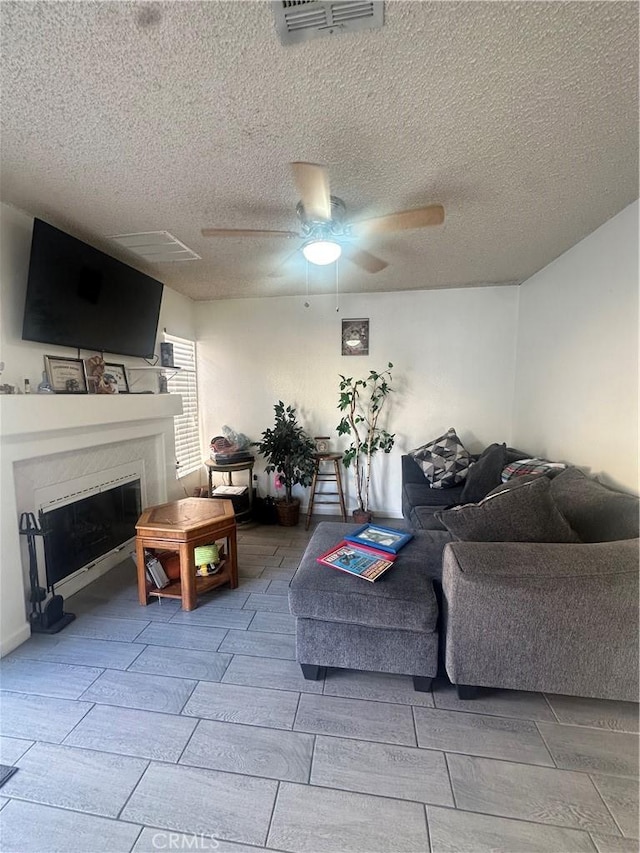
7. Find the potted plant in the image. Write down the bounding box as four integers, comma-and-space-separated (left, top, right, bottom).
337, 363, 395, 522
254, 401, 316, 526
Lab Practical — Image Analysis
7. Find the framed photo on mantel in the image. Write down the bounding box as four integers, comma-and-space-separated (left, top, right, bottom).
104, 363, 130, 393
44, 355, 88, 394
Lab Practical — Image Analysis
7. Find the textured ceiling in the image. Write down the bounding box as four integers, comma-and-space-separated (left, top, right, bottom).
1, 1, 637, 301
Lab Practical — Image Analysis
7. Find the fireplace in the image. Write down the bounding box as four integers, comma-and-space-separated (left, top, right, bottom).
1, 393, 183, 656
40, 475, 142, 588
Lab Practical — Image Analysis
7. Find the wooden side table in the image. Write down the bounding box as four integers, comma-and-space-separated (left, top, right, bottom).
204, 459, 254, 522
135, 497, 238, 611
305, 452, 347, 530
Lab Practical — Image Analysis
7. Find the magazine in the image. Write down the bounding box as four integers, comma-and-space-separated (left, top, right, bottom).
344, 523, 413, 554
212, 485, 248, 496
316, 540, 395, 582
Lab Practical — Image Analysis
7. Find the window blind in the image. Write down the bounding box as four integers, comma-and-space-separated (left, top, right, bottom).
164, 333, 201, 478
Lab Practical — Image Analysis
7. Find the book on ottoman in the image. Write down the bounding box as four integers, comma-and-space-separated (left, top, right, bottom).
316, 540, 395, 582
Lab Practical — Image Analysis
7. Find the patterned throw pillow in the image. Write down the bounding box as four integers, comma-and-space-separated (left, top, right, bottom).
409, 428, 472, 489
501, 458, 567, 483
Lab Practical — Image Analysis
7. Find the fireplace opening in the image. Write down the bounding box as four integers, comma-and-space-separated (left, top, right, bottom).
40, 479, 142, 587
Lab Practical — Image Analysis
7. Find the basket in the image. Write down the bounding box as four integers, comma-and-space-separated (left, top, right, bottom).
275, 498, 300, 527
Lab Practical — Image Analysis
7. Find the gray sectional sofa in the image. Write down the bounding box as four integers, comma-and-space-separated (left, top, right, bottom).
290, 454, 639, 703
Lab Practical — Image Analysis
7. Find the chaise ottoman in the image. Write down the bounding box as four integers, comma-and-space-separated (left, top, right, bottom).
289, 522, 442, 691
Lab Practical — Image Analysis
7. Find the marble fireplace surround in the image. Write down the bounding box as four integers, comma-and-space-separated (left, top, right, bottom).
0, 394, 182, 656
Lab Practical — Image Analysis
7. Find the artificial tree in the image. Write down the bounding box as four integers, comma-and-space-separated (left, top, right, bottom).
254, 401, 316, 526
337, 363, 395, 520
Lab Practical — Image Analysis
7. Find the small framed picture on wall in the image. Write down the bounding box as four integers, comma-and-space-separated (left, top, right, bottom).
342, 318, 369, 356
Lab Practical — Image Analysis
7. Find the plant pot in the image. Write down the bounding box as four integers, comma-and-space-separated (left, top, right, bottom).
352, 508, 373, 524
255, 496, 278, 525
276, 498, 301, 527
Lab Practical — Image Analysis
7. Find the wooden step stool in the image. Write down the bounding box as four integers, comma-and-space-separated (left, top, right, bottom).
305, 452, 347, 530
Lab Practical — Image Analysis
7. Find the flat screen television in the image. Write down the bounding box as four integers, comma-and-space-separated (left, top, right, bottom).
22, 219, 164, 359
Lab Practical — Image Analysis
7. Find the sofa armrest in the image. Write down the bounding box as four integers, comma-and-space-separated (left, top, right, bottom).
444, 538, 639, 580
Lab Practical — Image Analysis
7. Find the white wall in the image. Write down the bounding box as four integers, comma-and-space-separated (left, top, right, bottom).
196, 286, 520, 515
512, 201, 639, 494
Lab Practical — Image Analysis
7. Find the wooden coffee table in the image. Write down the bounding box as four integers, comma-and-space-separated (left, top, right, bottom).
135, 497, 238, 611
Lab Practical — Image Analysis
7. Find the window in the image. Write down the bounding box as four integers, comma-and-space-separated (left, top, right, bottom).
164, 333, 201, 478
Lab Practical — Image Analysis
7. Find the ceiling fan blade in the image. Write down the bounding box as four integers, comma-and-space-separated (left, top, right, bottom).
201, 228, 298, 238
291, 162, 331, 221
342, 245, 389, 274
350, 204, 445, 237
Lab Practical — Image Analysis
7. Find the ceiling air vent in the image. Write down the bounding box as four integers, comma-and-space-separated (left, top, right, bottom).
107, 231, 201, 263
273, 0, 383, 46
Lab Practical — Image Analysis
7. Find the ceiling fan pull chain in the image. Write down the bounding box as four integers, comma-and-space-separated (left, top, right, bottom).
335, 258, 340, 313
304, 260, 310, 308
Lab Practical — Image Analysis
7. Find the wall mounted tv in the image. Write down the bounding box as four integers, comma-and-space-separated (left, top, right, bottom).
22, 218, 164, 359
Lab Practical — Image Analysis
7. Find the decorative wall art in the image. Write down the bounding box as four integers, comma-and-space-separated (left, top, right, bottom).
341, 318, 369, 356
314, 436, 331, 453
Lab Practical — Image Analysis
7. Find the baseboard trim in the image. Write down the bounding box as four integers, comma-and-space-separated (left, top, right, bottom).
0, 622, 31, 657
302, 506, 404, 520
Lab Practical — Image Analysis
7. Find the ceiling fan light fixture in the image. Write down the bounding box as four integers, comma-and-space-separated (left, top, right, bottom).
302, 239, 342, 265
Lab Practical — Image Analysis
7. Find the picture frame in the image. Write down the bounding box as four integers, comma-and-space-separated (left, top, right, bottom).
84, 354, 105, 394
344, 523, 413, 554
103, 362, 130, 393
43, 355, 88, 394
341, 318, 369, 356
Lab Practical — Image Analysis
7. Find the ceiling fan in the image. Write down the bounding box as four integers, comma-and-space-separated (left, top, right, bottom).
201, 163, 445, 274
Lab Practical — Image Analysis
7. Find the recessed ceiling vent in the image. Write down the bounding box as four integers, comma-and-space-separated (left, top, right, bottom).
107, 231, 201, 263
273, 0, 383, 46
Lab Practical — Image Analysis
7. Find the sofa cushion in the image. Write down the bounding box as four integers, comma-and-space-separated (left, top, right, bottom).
485, 473, 544, 498
410, 506, 448, 531
290, 522, 450, 632
409, 428, 472, 489
502, 458, 567, 482
435, 477, 581, 543
461, 443, 507, 504
550, 467, 640, 543
404, 482, 465, 508
402, 453, 431, 485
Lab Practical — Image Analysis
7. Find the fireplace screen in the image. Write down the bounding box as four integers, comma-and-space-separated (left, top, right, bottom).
41, 479, 141, 587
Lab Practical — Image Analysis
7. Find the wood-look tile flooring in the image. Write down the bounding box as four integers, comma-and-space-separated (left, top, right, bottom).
1, 518, 638, 852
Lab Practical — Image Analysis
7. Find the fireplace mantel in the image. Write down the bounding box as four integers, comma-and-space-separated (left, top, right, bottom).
0, 393, 182, 439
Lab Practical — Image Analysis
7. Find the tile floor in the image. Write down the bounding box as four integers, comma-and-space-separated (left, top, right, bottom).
0, 519, 638, 852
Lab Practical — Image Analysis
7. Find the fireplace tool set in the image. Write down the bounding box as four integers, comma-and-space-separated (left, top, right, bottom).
19, 512, 75, 634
